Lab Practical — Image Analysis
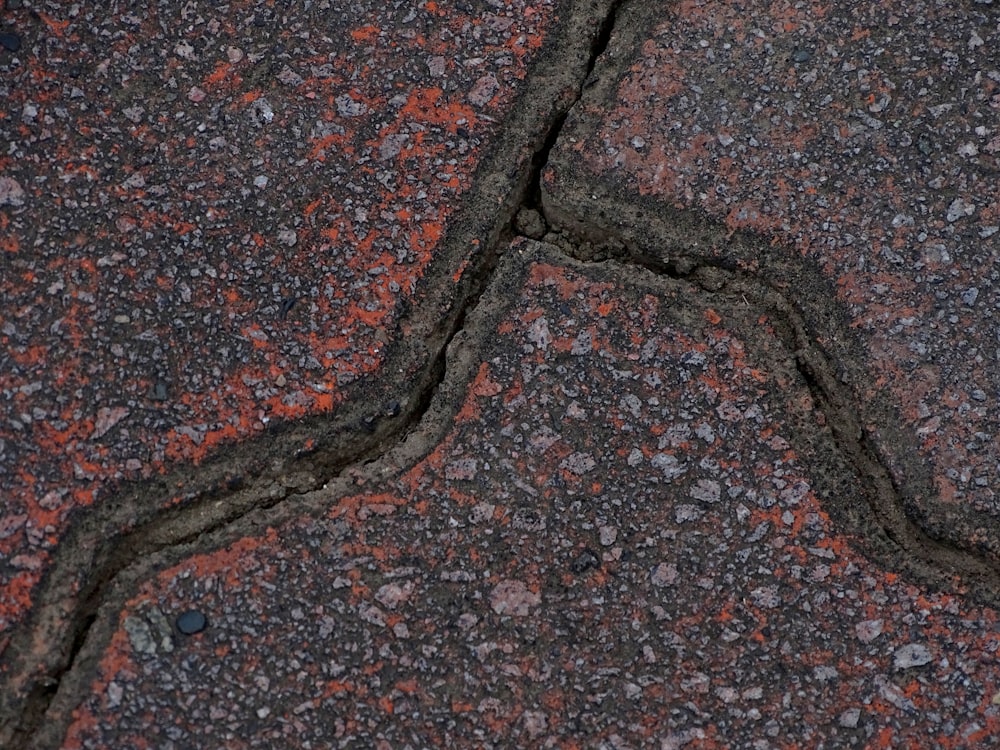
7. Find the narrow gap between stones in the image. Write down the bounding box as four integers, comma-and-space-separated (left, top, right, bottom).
531, 228, 1000, 608
4, 4, 627, 748
521, 0, 620, 214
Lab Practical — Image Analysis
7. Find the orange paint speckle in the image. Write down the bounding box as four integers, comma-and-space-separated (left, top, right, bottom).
202, 62, 235, 89
351, 25, 381, 43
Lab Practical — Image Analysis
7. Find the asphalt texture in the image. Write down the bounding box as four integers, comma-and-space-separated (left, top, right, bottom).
3, 0, 1000, 748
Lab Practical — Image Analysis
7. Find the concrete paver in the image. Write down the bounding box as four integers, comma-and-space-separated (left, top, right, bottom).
543, 0, 1000, 562
5, 0, 1000, 746
52, 243, 1000, 748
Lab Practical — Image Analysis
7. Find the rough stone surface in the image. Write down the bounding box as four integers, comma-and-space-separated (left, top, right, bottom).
0, 0, 562, 639
60, 244, 1000, 749
544, 0, 1000, 559
4, 1, 1000, 747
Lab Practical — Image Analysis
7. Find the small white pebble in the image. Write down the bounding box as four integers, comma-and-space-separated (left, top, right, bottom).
894, 643, 933, 670
840, 708, 861, 728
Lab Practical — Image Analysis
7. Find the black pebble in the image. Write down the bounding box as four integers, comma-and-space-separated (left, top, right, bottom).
0, 32, 21, 52
278, 296, 296, 320
176, 610, 207, 635
570, 549, 600, 574
152, 379, 169, 401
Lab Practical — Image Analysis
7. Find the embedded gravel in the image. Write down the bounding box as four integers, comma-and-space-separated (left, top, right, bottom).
6, 1, 1000, 746
0, 0, 560, 638
543, 0, 1000, 559
60, 244, 1000, 749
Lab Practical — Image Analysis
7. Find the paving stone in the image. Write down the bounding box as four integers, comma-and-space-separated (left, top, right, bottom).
0, 0, 576, 645
543, 0, 1000, 560
56, 243, 1000, 748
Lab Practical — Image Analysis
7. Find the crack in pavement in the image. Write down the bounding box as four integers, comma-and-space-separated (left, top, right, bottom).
0, 1, 626, 747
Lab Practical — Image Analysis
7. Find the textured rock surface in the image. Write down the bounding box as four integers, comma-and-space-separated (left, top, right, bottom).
61, 245, 1000, 749
544, 0, 1000, 561
0, 0, 566, 638
4, 0, 1000, 746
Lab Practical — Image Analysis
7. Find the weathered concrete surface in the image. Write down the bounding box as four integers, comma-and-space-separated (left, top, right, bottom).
5, 0, 1000, 746
544, 0, 1000, 565
49, 243, 1000, 749
0, 0, 614, 740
